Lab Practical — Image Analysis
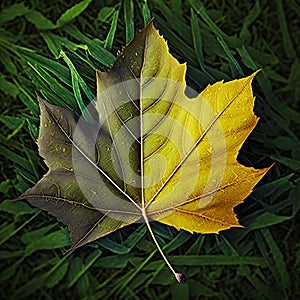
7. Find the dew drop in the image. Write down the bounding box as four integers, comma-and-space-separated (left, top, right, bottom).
134, 52, 138, 56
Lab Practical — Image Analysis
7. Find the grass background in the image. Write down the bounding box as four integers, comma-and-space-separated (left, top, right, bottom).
0, 0, 299, 299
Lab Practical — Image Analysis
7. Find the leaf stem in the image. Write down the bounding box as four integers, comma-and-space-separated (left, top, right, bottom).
141, 208, 186, 283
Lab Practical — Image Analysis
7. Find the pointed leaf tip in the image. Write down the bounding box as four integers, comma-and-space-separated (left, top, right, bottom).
175, 273, 186, 283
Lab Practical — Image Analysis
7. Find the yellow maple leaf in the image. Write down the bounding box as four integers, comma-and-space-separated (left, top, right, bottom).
19, 21, 270, 282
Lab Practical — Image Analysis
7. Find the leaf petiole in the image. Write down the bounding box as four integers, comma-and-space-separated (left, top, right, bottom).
141, 208, 186, 283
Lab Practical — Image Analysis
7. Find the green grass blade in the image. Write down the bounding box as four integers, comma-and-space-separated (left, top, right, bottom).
0, 3, 29, 25
0, 199, 37, 216
275, 0, 297, 59
97, 6, 115, 22
63, 25, 115, 67
0, 212, 40, 246
25, 9, 56, 30
190, 9, 215, 82
240, 1, 261, 41
189, 0, 240, 47
0, 144, 32, 171
60, 50, 94, 122
25, 228, 70, 255
56, 0, 92, 28
68, 249, 102, 288
141, 0, 152, 26
41, 32, 88, 59
104, 9, 120, 50
124, 0, 135, 43
0, 76, 19, 97
262, 229, 291, 295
